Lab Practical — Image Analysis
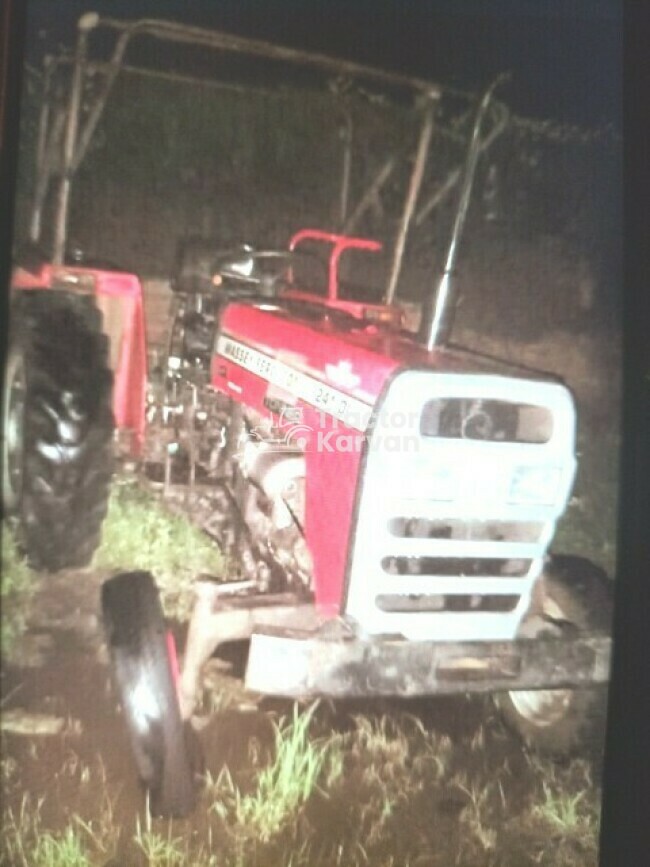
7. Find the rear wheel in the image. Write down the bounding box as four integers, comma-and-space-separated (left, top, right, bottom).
3, 290, 114, 570
101, 571, 197, 818
496, 556, 612, 757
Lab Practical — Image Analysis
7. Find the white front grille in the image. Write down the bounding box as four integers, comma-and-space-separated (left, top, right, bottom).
344, 371, 576, 641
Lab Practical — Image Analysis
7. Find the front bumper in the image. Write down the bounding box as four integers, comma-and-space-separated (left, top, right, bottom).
245, 628, 611, 698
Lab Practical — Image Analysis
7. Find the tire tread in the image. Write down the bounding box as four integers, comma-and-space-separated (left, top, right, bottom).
9, 290, 114, 570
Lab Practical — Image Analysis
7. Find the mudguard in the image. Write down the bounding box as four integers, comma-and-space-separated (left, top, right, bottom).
11, 263, 147, 454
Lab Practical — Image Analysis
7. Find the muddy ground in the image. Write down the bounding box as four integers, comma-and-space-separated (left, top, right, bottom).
1, 555, 608, 867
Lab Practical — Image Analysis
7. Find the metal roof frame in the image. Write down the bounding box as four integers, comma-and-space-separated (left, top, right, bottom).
30, 12, 507, 309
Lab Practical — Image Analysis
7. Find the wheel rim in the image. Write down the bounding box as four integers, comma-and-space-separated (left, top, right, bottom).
2, 349, 26, 511
509, 683, 573, 727
508, 595, 575, 727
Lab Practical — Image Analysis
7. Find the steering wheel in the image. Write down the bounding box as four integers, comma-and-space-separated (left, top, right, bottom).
216, 249, 327, 297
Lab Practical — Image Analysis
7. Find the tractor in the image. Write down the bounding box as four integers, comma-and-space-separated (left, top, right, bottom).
3, 13, 612, 818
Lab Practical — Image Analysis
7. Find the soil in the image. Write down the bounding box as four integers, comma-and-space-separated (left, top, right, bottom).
1, 550, 606, 865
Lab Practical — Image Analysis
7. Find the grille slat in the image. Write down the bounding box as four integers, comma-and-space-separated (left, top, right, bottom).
376, 594, 520, 613
388, 517, 543, 543
369, 575, 531, 596
382, 499, 559, 524
382, 555, 531, 578
379, 538, 539, 560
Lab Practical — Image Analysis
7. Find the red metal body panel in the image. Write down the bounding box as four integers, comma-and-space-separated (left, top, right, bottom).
11, 264, 147, 453
211, 302, 406, 613
216, 304, 401, 399
279, 288, 404, 328
216, 298, 542, 386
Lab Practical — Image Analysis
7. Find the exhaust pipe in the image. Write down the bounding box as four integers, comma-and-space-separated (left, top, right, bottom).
421, 74, 509, 351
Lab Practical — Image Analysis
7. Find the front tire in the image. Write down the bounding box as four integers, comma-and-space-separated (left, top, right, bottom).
496, 556, 613, 757
101, 571, 197, 818
3, 290, 114, 570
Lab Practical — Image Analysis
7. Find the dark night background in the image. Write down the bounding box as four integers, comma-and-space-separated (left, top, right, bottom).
17, 0, 624, 308
25, 0, 621, 127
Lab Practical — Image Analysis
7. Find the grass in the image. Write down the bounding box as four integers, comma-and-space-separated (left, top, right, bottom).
30, 828, 93, 867
93, 476, 224, 620
207, 701, 332, 844
0, 711, 605, 867
2, 796, 92, 867
512, 760, 601, 866
0, 523, 37, 661
0, 475, 222, 655
134, 810, 186, 866
235, 702, 331, 842
457, 778, 499, 854
534, 784, 590, 833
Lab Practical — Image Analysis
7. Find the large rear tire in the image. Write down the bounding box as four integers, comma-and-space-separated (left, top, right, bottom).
495, 556, 613, 757
101, 571, 197, 818
3, 290, 114, 570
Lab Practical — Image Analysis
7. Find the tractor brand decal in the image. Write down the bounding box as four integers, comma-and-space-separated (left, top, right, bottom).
325, 360, 361, 391
217, 335, 373, 431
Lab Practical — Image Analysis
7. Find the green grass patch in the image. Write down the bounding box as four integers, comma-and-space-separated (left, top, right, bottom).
236, 702, 329, 841
533, 785, 590, 834
1, 523, 37, 661
133, 812, 186, 867
30, 827, 93, 867
516, 761, 601, 866
93, 477, 223, 620
2, 797, 94, 867
209, 702, 330, 844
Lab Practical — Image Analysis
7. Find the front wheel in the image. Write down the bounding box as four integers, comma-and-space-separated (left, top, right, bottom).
101, 571, 197, 817
495, 556, 612, 757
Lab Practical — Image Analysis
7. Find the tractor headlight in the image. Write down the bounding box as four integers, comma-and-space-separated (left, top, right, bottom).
508, 465, 561, 506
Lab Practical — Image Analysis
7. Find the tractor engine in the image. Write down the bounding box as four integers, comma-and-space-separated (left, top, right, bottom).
146, 274, 313, 599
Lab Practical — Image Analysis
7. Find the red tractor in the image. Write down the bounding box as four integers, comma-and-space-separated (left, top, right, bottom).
4, 14, 612, 818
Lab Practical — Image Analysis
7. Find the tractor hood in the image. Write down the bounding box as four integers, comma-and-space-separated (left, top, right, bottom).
214, 299, 562, 413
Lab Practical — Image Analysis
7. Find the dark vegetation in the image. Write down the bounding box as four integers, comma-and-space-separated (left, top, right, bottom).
15, 69, 620, 340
